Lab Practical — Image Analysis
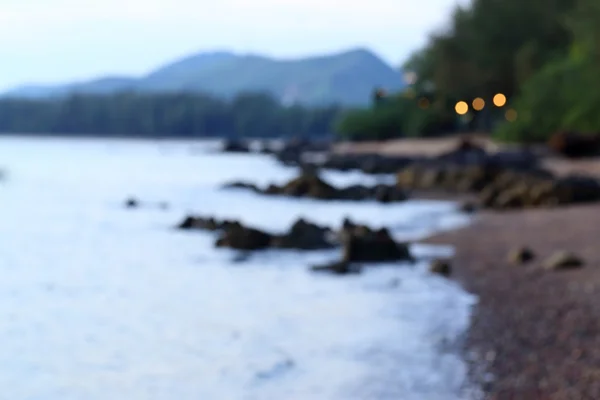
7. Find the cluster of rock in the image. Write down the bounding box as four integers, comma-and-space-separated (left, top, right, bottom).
221, 138, 332, 155
178, 215, 420, 275
396, 163, 600, 210
508, 246, 584, 270
223, 172, 408, 203
276, 138, 539, 175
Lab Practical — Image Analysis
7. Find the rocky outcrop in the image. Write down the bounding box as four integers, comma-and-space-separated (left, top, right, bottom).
223, 172, 409, 203
176, 214, 414, 274
177, 215, 336, 251
309, 218, 414, 274
396, 163, 600, 210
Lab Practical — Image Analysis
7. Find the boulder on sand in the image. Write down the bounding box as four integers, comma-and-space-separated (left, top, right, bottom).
508, 247, 536, 264
543, 251, 584, 270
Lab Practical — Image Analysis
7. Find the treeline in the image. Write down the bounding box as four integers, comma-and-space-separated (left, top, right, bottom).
337, 0, 600, 142
0, 92, 343, 138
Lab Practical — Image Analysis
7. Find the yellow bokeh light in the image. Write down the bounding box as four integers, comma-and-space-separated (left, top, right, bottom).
472, 97, 485, 111
455, 101, 469, 115
505, 109, 517, 122
493, 93, 507, 107
418, 97, 430, 109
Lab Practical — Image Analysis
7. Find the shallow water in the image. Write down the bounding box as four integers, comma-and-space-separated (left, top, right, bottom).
0, 136, 477, 400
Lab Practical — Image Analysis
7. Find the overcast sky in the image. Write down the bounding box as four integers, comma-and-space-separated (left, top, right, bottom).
0, 0, 465, 90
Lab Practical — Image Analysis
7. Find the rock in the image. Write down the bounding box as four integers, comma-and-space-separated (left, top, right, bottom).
281, 172, 336, 198
125, 198, 139, 208
177, 216, 220, 231
374, 185, 408, 203
271, 218, 334, 250
547, 131, 600, 159
264, 184, 282, 195
459, 201, 478, 213
222, 139, 250, 153
508, 247, 536, 264
543, 251, 584, 270
310, 261, 362, 275
342, 228, 413, 263
429, 259, 452, 277
227, 173, 408, 202
215, 224, 273, 251
223, 181, 260, 192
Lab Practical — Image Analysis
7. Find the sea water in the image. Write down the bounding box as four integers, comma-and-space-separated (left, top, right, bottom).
0, 136, 478, 400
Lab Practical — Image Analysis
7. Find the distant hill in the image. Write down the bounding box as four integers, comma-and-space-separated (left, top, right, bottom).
4, 48, 406, 106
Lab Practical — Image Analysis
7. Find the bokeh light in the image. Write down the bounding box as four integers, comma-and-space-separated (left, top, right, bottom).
472, 97, 485, 111
505, 109, 517, 122
418, 97, 430, 109
493, 93, 507, 107
455, 101, 469, 115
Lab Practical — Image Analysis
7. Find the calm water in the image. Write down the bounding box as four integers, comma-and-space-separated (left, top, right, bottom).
0, 136, 478, 400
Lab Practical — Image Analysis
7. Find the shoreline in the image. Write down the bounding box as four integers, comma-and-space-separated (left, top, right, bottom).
424, 205, 600, 398
333, 138, 600, 397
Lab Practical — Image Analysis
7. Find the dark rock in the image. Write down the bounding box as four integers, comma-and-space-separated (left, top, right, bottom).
429, 259, 452, 277
177, 216, 220, 231
508, 247, 536, 264
459, 201, 478, 213
548, 131, 600, 159
281, 172, 336, 198
222, 139, 250, 153
264, 184, 282, 195
125, 198, 139, 208
223, 181, 260, 192
227, 173, 408, 202
342, 228, 413, 263
271, 218, 334, 250
310, 261, 362, 275
215, 224, 273, 251
543, 251, 584, 270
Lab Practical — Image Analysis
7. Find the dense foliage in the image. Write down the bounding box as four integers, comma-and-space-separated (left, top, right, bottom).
338, 0, 600, 142
0, 92, 342, 138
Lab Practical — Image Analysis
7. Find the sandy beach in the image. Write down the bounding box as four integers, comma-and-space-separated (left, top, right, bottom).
337, 138, 600, 399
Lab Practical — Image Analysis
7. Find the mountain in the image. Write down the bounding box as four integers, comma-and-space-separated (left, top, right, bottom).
3, 48, 406, 106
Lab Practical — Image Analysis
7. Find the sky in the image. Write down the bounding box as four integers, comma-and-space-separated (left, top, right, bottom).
0, 0, 465, 91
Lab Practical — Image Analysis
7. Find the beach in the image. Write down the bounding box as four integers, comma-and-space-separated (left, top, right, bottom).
338, 137, 600, 399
